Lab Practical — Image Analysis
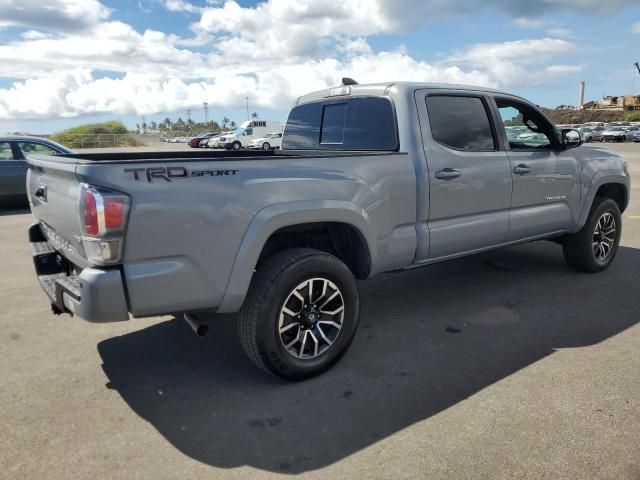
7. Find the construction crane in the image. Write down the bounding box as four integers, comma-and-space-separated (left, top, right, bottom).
636, 62, 640, 76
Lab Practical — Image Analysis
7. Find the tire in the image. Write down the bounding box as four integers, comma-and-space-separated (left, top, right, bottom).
585, 136, 591, 143
238, 248, 360, 381
232, 141, 242, 151
563, 197, 622, 273
262, 142, 271, 151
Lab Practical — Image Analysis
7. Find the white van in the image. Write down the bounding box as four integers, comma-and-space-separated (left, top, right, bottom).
219, 120, 282, 150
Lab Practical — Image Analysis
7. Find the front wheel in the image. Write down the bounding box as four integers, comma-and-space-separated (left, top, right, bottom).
232, 141, 242, 151
563, 197, 622, 273
238, 248, 360, 381
262, 142, 271, 150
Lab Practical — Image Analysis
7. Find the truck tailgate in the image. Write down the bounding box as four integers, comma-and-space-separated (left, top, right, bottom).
27, 155, 89, 269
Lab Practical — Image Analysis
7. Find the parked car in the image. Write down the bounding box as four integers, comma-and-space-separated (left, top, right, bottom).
582, 122, 606, 129
633, 130, 640, 142
601, 126, 633, 142
189, 133, 217, 148
248, 132, 283, 150
580, 126, 604, 142
24, 81, 629, 380
207, 132, 232, 149
219, 120, 282, 150
0, 135, 73, 204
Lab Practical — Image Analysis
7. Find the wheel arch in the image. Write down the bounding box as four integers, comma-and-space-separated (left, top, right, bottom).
572, 175, 629, 233
217, 201, 377, 313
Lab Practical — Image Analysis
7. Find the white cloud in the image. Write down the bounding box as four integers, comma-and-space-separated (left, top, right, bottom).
20, 31, 51, 40
513, 17, 545, 29
545, 27, 574, 38
0, 0, 628, 120
0, 52, 494, 120
545, 64, 582, 74
163, 0, 203, 13
446, 38, 580, 86
0, 21, 202, 80
0, 0, 110, 32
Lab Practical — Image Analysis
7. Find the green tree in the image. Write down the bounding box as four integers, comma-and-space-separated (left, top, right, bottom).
230, 121, 237, 129
222, 116, 230, 129
251, 112, 259, 120
174, 117, 186, 131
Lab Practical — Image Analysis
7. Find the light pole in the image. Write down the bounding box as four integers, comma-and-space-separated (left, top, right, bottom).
245, 97, 250, 121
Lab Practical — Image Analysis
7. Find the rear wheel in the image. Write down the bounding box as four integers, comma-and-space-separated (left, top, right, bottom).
262, 142, 271, 150
232, 141, 242, 151
238, 248, 360, 381
563, 197, 621, 273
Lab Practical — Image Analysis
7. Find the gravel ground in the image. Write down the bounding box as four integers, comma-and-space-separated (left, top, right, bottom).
1, 143, 639, 479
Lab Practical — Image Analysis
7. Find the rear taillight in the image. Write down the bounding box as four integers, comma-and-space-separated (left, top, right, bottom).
79, 184, 130, 265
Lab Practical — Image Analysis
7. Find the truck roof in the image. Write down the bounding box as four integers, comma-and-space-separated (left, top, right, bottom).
295, 81, 511, 105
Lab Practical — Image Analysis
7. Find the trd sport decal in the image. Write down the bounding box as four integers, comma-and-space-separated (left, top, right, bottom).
125, 166, 239, 183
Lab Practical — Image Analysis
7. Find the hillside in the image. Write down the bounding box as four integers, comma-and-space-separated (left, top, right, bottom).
541, 108, 624, 125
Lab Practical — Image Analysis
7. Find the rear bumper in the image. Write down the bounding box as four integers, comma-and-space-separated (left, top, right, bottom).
29, 223, 129, 322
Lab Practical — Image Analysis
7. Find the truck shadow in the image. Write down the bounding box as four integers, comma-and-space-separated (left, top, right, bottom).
98, 241, 640, 474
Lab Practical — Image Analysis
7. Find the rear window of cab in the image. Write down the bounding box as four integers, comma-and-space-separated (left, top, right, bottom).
282, 97, 398, 151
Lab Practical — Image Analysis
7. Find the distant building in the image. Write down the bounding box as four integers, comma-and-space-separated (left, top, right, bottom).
589, 94, 640, 111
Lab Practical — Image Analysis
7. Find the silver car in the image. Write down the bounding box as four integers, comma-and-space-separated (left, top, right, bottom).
601, 126, 633, 142
0, 136, 73, 204
580, 126, 604, 142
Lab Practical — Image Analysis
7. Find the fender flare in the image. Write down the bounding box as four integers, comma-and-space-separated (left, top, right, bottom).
217, 200, 377, 313
571, 172, 629, 233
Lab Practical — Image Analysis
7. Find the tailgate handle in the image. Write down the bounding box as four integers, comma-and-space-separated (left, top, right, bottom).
35, 185, 47, 202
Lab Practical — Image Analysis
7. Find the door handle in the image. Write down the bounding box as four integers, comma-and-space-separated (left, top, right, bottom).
513, 164, 531, 175
435, 168, 462, 180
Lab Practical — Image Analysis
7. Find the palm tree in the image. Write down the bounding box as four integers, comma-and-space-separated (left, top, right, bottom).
251, 112, 259, 120
222, 116, 230, 129
230, 121, 237, 129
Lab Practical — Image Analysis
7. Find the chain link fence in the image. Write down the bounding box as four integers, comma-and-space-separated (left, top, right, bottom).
50, 134, 162, 149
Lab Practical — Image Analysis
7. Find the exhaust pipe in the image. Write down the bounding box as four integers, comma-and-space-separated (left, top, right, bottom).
184, 313, 209, 337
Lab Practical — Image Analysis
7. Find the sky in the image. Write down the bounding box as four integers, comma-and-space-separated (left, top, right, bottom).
0, 0, 639, 134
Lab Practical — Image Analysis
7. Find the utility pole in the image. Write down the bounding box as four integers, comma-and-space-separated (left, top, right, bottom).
245, 97, 250, 122
203, 102, 209, 124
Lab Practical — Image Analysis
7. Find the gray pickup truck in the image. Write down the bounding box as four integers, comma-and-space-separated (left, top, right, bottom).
26, 81, 630, 380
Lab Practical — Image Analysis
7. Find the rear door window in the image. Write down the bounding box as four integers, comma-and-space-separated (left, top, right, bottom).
0, 142, 15, 160
425, 95, 496, 151
17, 142, 59, 155
282, 97, 398, 150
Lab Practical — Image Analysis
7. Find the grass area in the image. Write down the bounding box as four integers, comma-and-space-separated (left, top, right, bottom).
624, 111, 640, 122
50, 121, 145, 149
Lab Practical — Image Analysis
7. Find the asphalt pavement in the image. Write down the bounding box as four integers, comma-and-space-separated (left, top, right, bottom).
1, 143, 639, 479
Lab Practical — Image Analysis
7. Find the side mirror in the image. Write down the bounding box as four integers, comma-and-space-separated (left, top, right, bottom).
562, 128, 582, 149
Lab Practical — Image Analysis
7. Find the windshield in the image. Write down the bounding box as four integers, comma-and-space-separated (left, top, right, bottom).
582, 127, 593, 132
609, 127, 624, 131
233, 128, 245, 136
